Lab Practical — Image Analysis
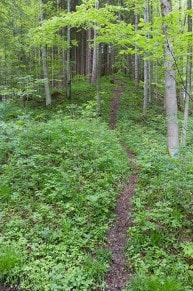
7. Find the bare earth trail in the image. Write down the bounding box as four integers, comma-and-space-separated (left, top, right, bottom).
104, 86, 139, 290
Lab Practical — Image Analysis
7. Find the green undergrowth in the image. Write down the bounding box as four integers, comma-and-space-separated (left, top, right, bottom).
0, 80, 129, 290
116, 84, 193, 290
0, 76, 114, 123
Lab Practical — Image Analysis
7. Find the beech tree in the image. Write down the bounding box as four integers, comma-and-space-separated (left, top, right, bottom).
39, 0, 52, 106
134, 12, 139, 89
143, 0, 150, 117
181, 0, 192, 146
66, 0, 71, 99
161, 0, 179, 157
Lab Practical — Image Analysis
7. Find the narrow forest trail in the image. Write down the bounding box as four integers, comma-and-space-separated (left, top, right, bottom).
104, 86, 139, 290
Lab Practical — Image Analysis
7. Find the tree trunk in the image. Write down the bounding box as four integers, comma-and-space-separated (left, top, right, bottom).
178, 0, 184, 109
143, 58, 148, 116
148, 60, 153, 103
143, 0, 149, 116
91, 0, 101, 115
80, 30, 86, 75
134, 13, 139, 89
148, 2, 153, 104
41, 47, 51, 106
91, 27, 97, 84
86, 29, 92, 81
181, 0, 192, 146
66, 0, 71, 99
161, 0, 179, 157
96, 44, 101, 115
39, 0, 51, 106
91, 0, 100, 85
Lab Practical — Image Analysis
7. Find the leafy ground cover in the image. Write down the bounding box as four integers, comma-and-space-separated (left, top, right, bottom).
0, 76, 114, 123
0, 79, 129, 290
116, 83, 193, 290
1, 77, 193, 290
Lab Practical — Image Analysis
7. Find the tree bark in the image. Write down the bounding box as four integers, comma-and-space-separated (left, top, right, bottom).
148, 2, 153, 104
39, 0, 51, 106
181, 0, 192, 146
161, 0, 179, 157
86, 29, 92, 80
134, 13, 139, 89
178, 0, 184, 109
41, 46, 51, 106
66, 0, 71, 99
91, 27, 97, 84
143, 0, 150, 116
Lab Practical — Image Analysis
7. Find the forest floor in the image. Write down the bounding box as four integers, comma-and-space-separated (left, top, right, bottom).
1, 80, 193, 291
105, 87, 139, 290
0, 284, 18, 291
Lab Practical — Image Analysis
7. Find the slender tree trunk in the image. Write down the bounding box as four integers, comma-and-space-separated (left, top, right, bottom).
51, 47, 54, 88
134, 13, 139, 89
143, 58, 148, 116
56, 0, 61, 11
91, 27, 97, 84
143, 0, 149, 116
91, 0, 100, 85
93, 0, 101, 115
66, 0, 71, 99
181, 0, 192, 146
106, 44, 111, 75
86, 29, 92, 81
39, 0, 51, 106
148, 60, 153, 103
80, 30, 85, 75
96, 43, 101, 115
41, 47, 51, 105
155, 60, 159, 100
118, 0, 122, 21
161, 0, 179, 157
62, 46, 66, 86
90, 1, 101, 115
148, 2, 153, 104
178, 0, 184, 109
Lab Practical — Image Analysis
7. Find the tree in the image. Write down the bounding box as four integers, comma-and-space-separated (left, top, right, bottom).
91, 1, 99, 85
66, 0, 71, 99
181, 0, 192, 146
161, 0, 179, 157
39, 0, 51, 106
143, 0, 150, 116
134, 12, 139, 89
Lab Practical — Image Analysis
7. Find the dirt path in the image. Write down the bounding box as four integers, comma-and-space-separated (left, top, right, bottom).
0, 284, 18, 291
104, 87, 138, 290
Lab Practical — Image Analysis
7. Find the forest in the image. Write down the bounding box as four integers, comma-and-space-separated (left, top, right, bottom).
0, 0, 193, 290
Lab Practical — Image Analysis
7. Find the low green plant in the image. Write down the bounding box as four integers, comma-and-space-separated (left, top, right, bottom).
126, 273, 184, 291
0, 245, 20, 277
116, 83, 193, 290
0, 96, 129, 289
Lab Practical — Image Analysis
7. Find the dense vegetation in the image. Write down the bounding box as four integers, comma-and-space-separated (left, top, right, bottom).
0, 78, 193, 290
117, 83, 193, 290
0, 79, 129, 290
